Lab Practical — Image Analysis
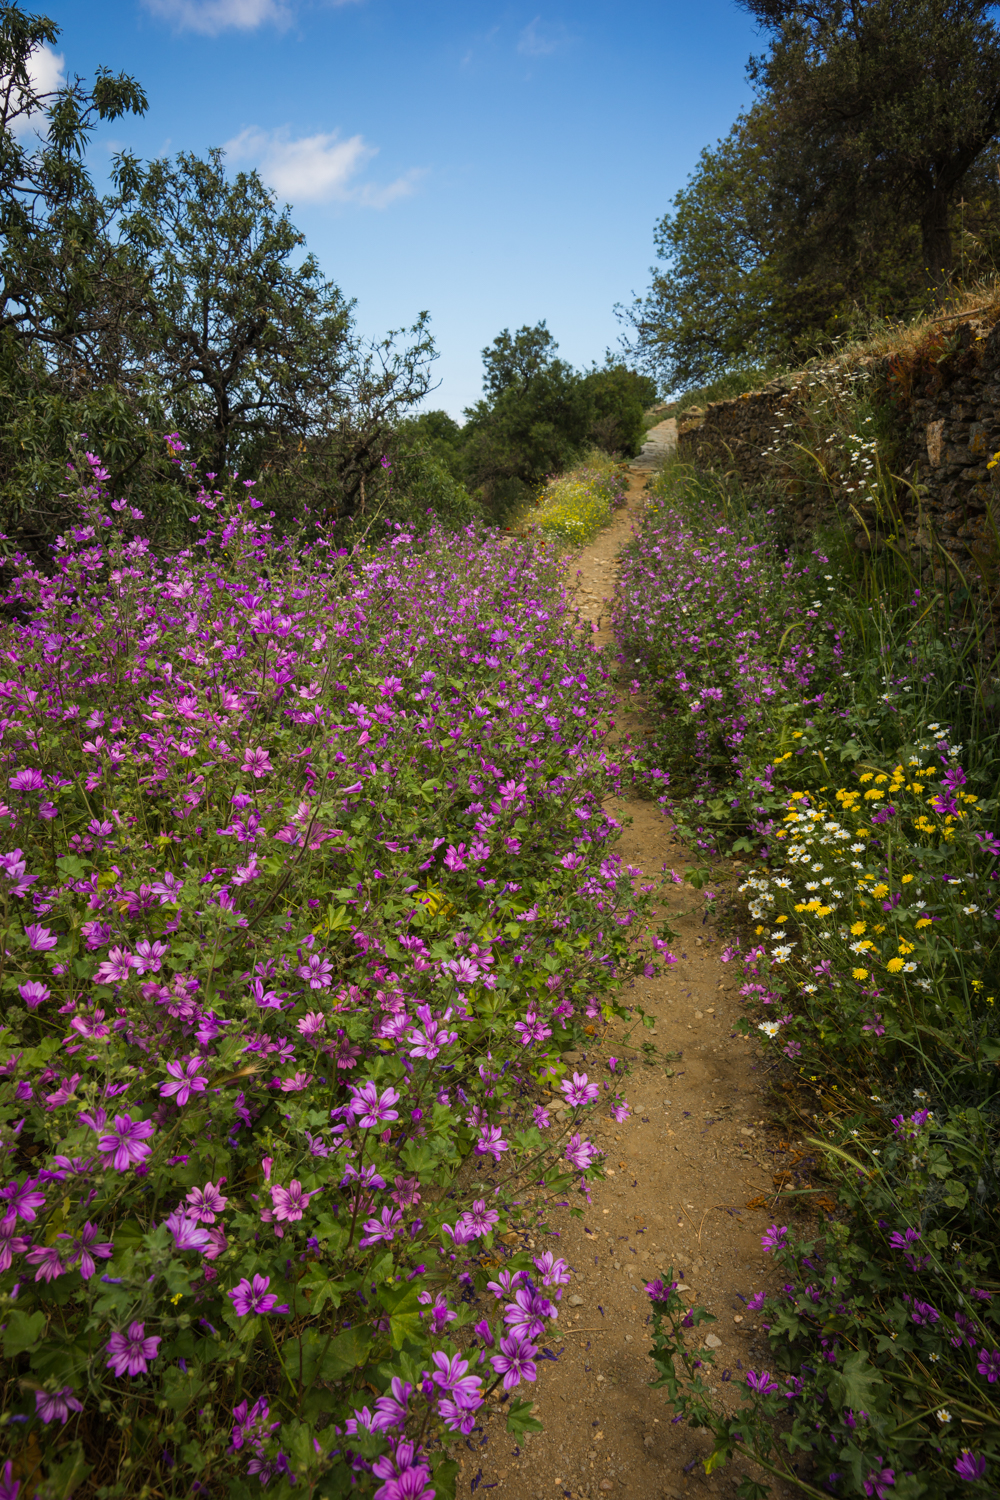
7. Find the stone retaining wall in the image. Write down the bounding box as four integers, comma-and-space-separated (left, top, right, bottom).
676, 310, 1000, 566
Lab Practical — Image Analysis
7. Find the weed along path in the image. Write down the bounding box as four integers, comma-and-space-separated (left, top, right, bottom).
465, 429, 795, 1500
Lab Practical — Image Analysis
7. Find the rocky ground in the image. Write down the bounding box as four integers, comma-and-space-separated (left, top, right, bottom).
460, 426, 805, 1500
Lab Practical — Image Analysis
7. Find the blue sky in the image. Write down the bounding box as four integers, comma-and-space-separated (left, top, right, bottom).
33, 0, 760, 415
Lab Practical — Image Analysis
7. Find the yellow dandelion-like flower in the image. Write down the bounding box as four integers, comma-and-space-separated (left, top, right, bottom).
852, 967, 869, 980
915, 918, 932, 928
886, 958, 905, 973
850, 921, 867, 936
871, 884, 889, 898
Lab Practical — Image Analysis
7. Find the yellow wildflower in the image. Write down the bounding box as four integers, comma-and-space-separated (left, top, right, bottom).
886, 958, 905, 973
850, 921, 867, 936
852, 967, 869, 980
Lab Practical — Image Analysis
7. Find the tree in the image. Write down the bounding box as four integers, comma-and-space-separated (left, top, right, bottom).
461, 322, 596, 514
0, 4, 148, 377
123, 150, 354, 479
0, 4, 155, 547
738, 0, 1000, 294
626, 100, 926, 388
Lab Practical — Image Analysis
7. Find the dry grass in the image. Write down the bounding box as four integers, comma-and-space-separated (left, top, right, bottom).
803, 275, 1000, 379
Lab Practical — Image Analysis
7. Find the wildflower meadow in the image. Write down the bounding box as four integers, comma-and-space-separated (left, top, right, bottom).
520, 455, 628, 547
619, 454, 1000, 1497
0, 441, 668, 1500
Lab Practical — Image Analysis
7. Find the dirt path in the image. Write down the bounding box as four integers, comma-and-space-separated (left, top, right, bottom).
463, 426, 800, 1500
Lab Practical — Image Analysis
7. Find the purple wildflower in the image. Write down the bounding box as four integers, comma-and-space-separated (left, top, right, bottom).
955, 1452, 987, 1483
863, 1460, 895, 1499
490, 1332, 538, 1390
98, 1114, 155, 1171
228, 1274, 279, 1315
34, 1386, 83, 1423
106, 1321, 161, 1377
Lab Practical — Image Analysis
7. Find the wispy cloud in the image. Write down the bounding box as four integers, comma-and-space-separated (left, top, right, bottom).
142, 0, 364, 34
3, 43, 66, 137
517, 16, 571, 57
142, 0, 292, 35
224, 125, 423, 208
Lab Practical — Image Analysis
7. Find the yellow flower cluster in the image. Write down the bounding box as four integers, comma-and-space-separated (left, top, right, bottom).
527, 453, 623, 546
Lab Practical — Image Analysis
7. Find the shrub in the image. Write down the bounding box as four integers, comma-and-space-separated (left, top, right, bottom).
0, 440, 665, 1499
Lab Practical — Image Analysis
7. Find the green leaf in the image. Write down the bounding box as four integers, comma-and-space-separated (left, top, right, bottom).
378, 1281, 424, 1350
299, 1268, 343, 1315
506, 1397, 544, 1436
288, 1325, 373, 1386
2, 1307, 46, 1357
828, 1350, 887, 1413
56, 854, 90, 878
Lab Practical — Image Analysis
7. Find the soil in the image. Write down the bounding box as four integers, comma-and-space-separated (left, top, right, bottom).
460, 426, 803, 1500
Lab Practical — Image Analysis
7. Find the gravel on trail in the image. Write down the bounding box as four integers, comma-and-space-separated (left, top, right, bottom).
463, 426, 800, 1500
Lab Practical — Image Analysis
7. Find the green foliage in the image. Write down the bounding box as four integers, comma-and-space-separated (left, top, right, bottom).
582, 363, 656, 458
461, 323, 595, 517
0, 6, 438, 551
462, 324, 652, 517
630, 0, 1000, 387
622, 406, 1000, 1496
122, 149, 355, 480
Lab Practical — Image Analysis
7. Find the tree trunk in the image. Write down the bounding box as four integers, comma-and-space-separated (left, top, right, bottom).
920, 188, 954, 301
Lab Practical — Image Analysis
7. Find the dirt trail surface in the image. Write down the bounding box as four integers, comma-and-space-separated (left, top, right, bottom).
463, 425, 799, 1500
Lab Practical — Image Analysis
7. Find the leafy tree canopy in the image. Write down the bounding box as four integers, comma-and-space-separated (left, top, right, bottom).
628, 0, 1000, 389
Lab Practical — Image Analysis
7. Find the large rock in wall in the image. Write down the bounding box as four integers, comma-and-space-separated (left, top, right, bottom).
676, 310, 1000, 567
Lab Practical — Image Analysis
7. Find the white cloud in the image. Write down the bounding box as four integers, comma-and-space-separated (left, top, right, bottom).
141, 0, 293, 36
518, 16, 570, 57
142, 0, 364, 35
225, 125, 423, 208
2, 43, 66, 137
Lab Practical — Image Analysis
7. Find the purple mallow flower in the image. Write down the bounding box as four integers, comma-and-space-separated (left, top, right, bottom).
863, 1460, 895, 1499
228, 1274, 279, 1315
560, 1071, 600, 1107
160, 1058, 207, 1105
35, 1386, 83, 1423
955, 1451, 987, 1483
106, 1321, 161, 1377
98, 1114, 155, 1171
348, 1081, 400, 1128
490, 1332, 538, 1389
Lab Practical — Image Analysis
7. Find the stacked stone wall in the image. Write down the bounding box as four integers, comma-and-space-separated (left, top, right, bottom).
675, 310, 1000, 566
